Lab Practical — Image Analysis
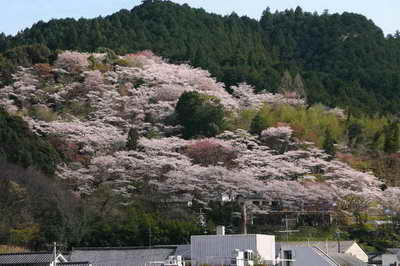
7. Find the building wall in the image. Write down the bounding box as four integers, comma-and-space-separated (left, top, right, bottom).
256, 234, 275, 263
191, 234, 275, 265
382, 254, 399, 266
345, 243, 369, 263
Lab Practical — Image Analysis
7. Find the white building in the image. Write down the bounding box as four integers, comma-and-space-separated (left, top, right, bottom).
191, 233, 275, 265
276, 245, 368, 266
382, 248, 400, 266
190, 227, 369, 266
277, 241, 368, 263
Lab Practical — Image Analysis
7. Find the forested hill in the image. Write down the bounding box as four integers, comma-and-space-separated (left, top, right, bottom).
1, 0, 400, 113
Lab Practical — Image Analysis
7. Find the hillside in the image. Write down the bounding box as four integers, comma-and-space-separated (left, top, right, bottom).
1, 1, 400, 113
2, 50, 400, 250
0, 50, 394, 205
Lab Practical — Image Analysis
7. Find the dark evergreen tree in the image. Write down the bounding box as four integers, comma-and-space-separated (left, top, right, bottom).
384, 122, 399, 154
250, 112, 270, 135
323, 129, 335, 156
126, 128, 140, 151
175, 91, 225, 139
0, 108, 60, 175
1, 1, 400, 113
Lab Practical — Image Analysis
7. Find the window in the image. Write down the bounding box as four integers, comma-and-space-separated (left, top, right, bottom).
283, 250, 293, 266
244, 251, 253, 261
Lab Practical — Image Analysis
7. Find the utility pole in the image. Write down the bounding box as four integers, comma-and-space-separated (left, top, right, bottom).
238, 196, 266, 235
149, 226, 152, 248
241, 201, 247, 235
277, 215, 299, 241
53, 242, 57, 266
335, 231, 341, 253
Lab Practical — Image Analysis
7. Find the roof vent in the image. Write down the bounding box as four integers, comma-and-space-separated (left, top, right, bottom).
216, 225, 225, 235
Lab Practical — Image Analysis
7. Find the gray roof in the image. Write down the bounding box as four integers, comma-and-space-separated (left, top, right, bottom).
387, 248, 400, 254
284, 246, 336, 266
58, 262, 91, 266
174, 245, 191, 259
0, 252, 54, 264
329, 253, 369, 266
278, 241, 356, 253
70, 247, 177, 266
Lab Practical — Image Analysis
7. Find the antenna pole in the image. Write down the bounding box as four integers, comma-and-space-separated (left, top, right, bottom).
285, 215, 289, 241
53, 242, 57, 266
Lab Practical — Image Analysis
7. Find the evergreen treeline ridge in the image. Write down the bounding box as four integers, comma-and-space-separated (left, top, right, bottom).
1, 0, 400, 113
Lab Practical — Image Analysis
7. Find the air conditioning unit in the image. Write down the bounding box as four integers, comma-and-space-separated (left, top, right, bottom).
231, 249, 254, 266
161, 255, 185, 266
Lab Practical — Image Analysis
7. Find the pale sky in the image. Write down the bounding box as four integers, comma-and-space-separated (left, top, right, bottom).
0, 0, 398, 36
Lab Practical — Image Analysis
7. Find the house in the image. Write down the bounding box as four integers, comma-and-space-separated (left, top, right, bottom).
0, 251, 90, 266
382, 248, 400, 266
68, 227, 369, 266
275, 246, 368, 266
70, 246, 188, 266
277, 240, 368, 263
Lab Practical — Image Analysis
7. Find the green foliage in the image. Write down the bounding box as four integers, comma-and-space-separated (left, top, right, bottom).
323, 129, 336, 156
62, 101, 93, 120
3, 44, 52, 66
28, 105, 58, 122
0, 109, 60, 175
250, 108, 271, 135
384, 122, 400, 154
175, 91, 225, 139
0, 54, 15, 86
225, 109, 257, 131
347, 223, 400, 252
347, 122, 363, 148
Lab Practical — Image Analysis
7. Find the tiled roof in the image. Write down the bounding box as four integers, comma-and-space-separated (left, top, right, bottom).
329, 253, 369, 266
70, 247, 176, 266
174, 245, 191, 259
278, 241, 356, 253
58, 262, 91, 266
0, 252, 54, 264
387, 248, 400, 254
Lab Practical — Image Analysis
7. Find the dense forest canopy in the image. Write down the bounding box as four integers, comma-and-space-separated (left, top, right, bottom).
1, 0, 400, 114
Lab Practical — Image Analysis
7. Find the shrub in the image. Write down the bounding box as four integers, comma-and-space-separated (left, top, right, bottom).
123, 55, 144, 68
126, 128, 140, 150
250, 110, 270, 135
175, 91, 225, 139
29, 105, 58, 122
322, 129, 336, 156
185, 140, 237, 167
33, 63, 53, 80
